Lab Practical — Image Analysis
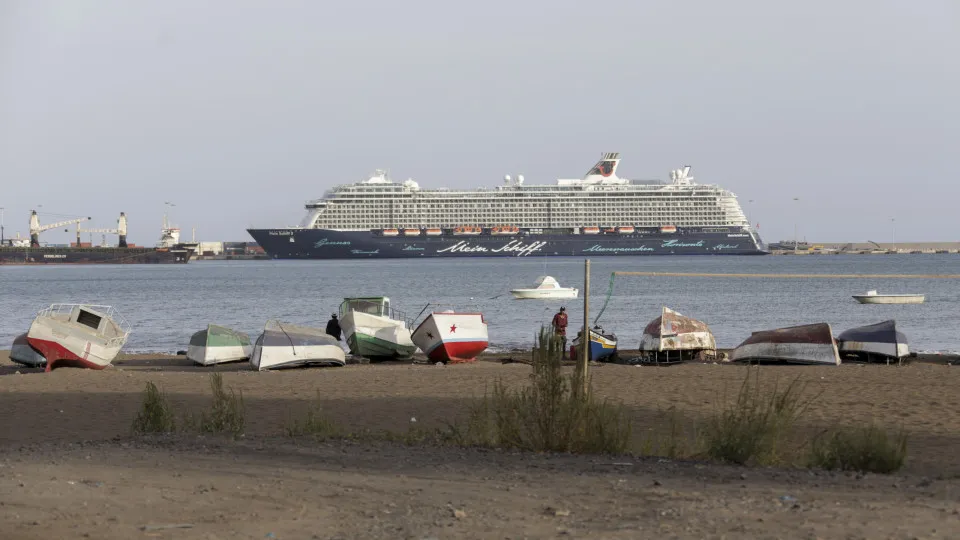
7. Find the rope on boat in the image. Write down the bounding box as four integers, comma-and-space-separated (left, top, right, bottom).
590, 270, 960, 326
611, 271, 960, 279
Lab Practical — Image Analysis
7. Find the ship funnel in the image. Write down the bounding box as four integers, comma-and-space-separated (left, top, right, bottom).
29, 210, 40, 247
584, 152, 621, 182
118, 212, 128, 248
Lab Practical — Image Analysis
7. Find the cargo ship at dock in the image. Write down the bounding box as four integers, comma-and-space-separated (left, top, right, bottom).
0, 211, 194, 265
247, 152, 766, 259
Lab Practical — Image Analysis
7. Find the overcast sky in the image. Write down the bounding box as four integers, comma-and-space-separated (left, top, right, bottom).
1, 0, 955, 246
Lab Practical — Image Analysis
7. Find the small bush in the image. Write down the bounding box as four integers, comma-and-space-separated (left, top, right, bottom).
703, 368, 815, 465
285, 392, 341, 439
132, 381, 177, 434
809, 425, 908, 473
454, 326, 632, 454
196, 373, 245, 436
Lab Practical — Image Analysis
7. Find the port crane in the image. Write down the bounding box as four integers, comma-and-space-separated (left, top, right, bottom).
75, 212, 129, 247
29, 210, 91, 247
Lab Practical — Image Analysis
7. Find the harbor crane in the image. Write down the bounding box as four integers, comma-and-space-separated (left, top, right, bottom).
29, 210, 91, 247
75, 212, 128, 247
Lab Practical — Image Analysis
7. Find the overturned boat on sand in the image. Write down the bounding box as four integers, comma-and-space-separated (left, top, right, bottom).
411, 310, 488, 364
250, 320, 346, 371
731, 322, 841, 365
187, 324, 254, 366
26, 304, 131, 371
837, 320, 909, 363
10, 332, 47, 368
638, 307, 716, 362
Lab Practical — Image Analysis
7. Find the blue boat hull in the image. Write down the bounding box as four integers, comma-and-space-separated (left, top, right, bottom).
247, 228, 767, 259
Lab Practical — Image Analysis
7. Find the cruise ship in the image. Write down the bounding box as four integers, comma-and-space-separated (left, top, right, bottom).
247, 153, 766, 259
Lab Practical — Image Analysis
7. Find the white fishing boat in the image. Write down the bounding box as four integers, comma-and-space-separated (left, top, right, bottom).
187, 324, 254, 366
510, 276, 579, 299
411, 310, 488, 363
338, 297, 416, 360
250, 320, 346, 371
26, 304, 130, 371
852, 290, 926, 304
10, 332, 46, 368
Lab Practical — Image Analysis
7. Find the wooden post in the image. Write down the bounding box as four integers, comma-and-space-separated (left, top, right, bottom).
580, 258, 590, 396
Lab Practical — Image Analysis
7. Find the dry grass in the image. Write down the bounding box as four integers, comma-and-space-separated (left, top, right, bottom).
809, 425, 909, 473
702, 368, 817, 465
452, 327, 632, 454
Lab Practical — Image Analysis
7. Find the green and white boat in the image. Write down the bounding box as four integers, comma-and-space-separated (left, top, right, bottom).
339, 297, 416, 360
187, 324, 253, 366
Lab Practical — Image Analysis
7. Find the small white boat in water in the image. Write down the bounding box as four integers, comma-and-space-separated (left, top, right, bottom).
187, 324, 254, 366
26, 304, 130, 371
250, 320, 346, 371
510, 276, 578, 299
852, 290, 926, 304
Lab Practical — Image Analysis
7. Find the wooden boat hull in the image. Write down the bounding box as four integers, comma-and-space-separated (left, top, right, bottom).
411, 312, 488, 363
10, 333, 46, 368
187, 324, 253, 365
639, 306, 716, 352
250, 321, 345, 370
731, 322, 840, 365
572, 328, 617, 361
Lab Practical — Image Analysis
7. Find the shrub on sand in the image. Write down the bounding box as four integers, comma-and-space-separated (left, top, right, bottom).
703, 368, 814, 465
285, 391, 342, 439
132, 381, 177, 434
809, 425, 908, 474
455, 326, 631, 454
196, 373, 245, 436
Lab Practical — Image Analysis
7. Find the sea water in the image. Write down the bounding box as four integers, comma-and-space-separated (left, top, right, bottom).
1, 255, 958, 354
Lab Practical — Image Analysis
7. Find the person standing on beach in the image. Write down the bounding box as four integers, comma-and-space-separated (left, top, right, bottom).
552, 306, 568, 357
325, 314, 342, 341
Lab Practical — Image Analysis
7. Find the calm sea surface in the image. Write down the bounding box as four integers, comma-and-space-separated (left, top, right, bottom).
2, 255, 958, 354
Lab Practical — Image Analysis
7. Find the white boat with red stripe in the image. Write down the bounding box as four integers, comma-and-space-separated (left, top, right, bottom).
26, 304, 131, 372
411, 310, 488, 364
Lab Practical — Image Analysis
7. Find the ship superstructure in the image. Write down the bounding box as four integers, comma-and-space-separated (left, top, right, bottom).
248, 153, 765, 259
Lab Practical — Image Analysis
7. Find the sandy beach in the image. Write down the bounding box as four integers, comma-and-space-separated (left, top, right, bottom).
3, 350, 960, 538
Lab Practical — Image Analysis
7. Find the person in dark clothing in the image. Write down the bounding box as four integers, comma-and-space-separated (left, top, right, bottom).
551, 306, 568, 357
325, 313, 342, 341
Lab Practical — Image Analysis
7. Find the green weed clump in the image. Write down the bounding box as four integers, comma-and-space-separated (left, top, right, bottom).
454, 326, 632, 454
131, 381, 177, 434
809, 425, 908, 474
195, 373, 245, 436
285, 391, 342, 439
703, 368, 814, 465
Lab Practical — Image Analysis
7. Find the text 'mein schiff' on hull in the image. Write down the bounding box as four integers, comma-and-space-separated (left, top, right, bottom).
247, 152, 766, 259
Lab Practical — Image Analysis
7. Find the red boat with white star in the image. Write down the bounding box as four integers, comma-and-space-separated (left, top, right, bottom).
411, 310, 488, 364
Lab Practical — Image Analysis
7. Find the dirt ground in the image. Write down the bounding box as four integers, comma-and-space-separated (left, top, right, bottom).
2, 350, 960, 539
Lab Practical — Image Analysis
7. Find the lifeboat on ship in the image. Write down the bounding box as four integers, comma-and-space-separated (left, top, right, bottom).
617, 226, 635, 234
603, 227, 616, 234
453, 226, 482, 236
425, 228, 442, 236
382, 228, 400, 237
660, 225, 677, 234
490, 226, 520, 236
403, 229, 421, 236
582, 226, 601, 235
